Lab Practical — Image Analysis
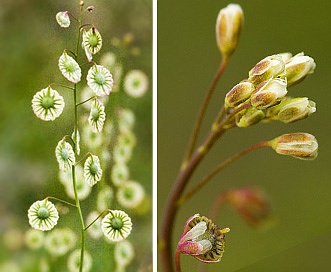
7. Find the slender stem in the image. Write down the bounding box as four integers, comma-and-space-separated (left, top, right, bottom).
182, 57, 229, 168
46, 196, 76, 208
84, 210, 109, 231
175, 249, 182, 272
178, 141, 271, 206
159, 101, 250, 272
72, 4, 85, 272
76, 96, 95, 107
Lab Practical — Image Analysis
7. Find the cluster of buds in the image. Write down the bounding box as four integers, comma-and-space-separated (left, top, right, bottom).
224, 52, 316, 127
177, 214, 230, 263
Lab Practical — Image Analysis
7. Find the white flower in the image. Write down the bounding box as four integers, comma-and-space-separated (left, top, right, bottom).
67, 249, 92, 272
28, 199, 59, 231
117, 108, 135, 133
24, 229, 45, 250
116, 181, 145, 209
124, 70, 149, 98
117, 130, 136, 149
87, 65, 113, 96
84, 155, 102, 186
55, 139, 75, 172
101, 210, 132, 242
56, 11, 70, 28
82, 27, 102, 55
64, 166, 92, 200
81, 123, 104, 149
113, 142, 133, 164
114, 240, 135, 268
96, 186, 114, 212
32, 86, 65, 121
58, 52, 81, 83
45, 228, 77, 256
111, 163, 130, 187
88, 99, 106, 133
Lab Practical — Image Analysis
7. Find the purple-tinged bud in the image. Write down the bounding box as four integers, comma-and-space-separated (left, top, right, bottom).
225, 81, 255, 107
225, 188, 272, 228
235, 107, 265, 127
250, 78, 287, 109
248, 55, 285, 86
270, 133, 318, 160
177, 214, 230, 263
285, 52, 316, 87
266, 97, 316, 123
216, 4, 244, 58
87, 6, 94, 12
56, 11, 70, 28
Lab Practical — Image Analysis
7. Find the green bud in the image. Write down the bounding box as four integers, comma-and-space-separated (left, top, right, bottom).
225, 81, 255, 107
250, 78, 287, 109
248, 55, 285, 86
216, 4, 244, 58
266, 97, 316, 123
270, 133, 318, 160
235, 107, 265, 127
285, 52, 316, 87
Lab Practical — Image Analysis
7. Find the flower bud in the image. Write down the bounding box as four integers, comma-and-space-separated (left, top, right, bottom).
266, 97, 316, 123
225, 81, 255, 107
250, 78, 287, 109
285, 52, 316, 87
278, 52, 293, 62
56, 11, 70, 28
216, 4, 244, 58
225, 188, 272, 228
248, 55, 285, 86
177, 214, 230, 263
235, 107, 265, 127
270, 133, 318, 160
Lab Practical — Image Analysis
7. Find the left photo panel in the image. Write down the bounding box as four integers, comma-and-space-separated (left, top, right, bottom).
0, 0, 152, 271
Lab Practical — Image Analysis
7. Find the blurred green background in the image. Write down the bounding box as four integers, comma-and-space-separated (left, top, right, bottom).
0, 0, 152, 271
158, 0, 331, 271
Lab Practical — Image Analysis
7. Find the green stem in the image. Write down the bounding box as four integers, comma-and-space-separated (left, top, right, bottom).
46, 196, 76, 208
72, 3, 85, 272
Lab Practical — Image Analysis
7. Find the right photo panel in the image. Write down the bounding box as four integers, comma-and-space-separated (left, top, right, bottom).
158, 1, 331, 271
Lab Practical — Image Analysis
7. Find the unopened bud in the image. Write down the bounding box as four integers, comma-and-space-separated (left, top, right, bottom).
235, 107, 265, 127
87, 6, 94, 12
279, 52, 293, 62
225, 81, 255, 107
225, 188, 272, 228
55, 11, 70, 28
267, 97, 316, 123
285, 52, 316, 87
250, 78, 287, 109
177, 214, 230, 263
216, 4, 244, 58
248, 55, 285, 86
270, 133, 318, 160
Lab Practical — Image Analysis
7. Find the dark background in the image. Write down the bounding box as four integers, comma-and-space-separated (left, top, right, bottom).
158, 1, 331, 271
